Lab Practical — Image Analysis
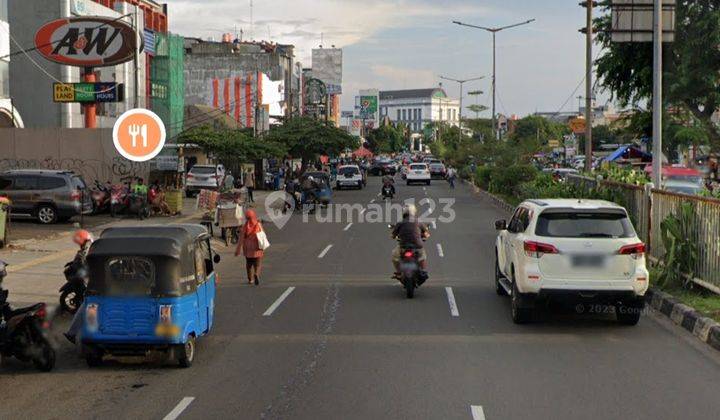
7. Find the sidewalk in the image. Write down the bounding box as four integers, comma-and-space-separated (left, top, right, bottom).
0, 190, 275, 307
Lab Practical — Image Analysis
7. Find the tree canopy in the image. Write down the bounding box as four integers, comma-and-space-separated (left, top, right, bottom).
595, 0, 720, 149
176, 125, 286, 163
365, 125, 406, 154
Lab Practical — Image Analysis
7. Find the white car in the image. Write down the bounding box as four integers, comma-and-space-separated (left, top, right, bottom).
406, 163, 431, 185
336, 165, 364, 190
663, 180, 704, 196
494, 199, 649, 325
185, 164, 226, 197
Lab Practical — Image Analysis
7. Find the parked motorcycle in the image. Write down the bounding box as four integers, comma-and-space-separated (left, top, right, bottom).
90, 180, 111, 214
0, 260, 56, 371
109, 183, 129, 217
58, 258, 87, 314
126, 192, 150, 220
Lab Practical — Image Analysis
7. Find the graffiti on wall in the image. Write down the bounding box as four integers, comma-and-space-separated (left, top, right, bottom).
0, 157, 150, 183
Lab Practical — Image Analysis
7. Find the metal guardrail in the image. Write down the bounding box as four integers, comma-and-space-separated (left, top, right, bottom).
566, 173, 720, 294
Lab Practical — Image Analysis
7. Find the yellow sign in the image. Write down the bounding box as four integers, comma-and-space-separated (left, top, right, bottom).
548, 139, 560, 148
53, 83, 75, 102
568, 117, 586, 134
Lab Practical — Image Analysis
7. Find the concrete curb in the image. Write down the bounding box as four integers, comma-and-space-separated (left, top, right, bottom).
645, 288, 720, 352
475, 185, 720, 354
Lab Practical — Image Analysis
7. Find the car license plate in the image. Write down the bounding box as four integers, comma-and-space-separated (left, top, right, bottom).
571, 254, 605, 268
414, 171, 422, 174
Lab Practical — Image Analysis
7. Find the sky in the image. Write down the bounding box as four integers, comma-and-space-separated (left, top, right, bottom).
168, 0, 610, 118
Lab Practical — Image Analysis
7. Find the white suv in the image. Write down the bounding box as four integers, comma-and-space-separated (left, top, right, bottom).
406, 163, 431, 185
336, 165, 364, 190
185, 164, 226, 197
494, 199, 649, 325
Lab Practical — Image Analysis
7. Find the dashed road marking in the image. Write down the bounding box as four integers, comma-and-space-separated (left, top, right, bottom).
318, 244, 333, 258
263, 287, 296, 316
431, 220, 437, 230
436, 243, 444, 257
163, 397, 195, 420
470, 405, 486, 420
343, 223, 353, 231
445, 287, 460, 317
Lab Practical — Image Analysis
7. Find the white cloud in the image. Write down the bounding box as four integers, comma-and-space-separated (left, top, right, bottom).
369, 64, 436, 89
168, 0, 490, 64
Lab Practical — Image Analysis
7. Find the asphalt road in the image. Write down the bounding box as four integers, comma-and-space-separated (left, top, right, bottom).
3, 176, 720, 420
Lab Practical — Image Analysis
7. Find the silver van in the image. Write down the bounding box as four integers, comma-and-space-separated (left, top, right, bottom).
0, 170, 93, 224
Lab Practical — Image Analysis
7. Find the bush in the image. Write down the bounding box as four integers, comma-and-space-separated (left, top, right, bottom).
515, 174, 576, 200
487, 165, 538, 196
475, 166, 493, 190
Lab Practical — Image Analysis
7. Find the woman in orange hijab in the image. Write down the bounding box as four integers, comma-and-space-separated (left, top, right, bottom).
234, 208, 265, 285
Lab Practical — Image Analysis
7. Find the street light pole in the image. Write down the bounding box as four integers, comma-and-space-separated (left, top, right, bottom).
439, 75, 485, 142
584, 1, 593, 173
651, 0, 663, 188
453, 19, 535, 140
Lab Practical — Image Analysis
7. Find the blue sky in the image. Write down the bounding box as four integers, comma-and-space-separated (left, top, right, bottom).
169, 0, 609, 117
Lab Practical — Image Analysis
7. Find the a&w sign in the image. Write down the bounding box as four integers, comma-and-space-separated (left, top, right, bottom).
34, 17, 136, 67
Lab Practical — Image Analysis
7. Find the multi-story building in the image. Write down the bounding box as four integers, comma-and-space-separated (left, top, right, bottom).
0, 0, 22, 127
8, 0, 168, 128
183, 37, 298, 132
376, 88, 460, 133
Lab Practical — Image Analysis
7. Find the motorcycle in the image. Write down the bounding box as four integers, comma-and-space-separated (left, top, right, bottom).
382, 184, 395, 200
109, 183, 129, 217
58, 258, 87, 314
126, 192, 150, 220
0, 260, 56, 371
90, 180, 111, 214
397, 247, 428, 298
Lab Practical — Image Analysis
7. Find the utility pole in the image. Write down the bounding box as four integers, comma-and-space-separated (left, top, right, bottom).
651, 0, 663, 187
453, 18, 535, 140
583, 1, 594, 173
439, 75, 485, 143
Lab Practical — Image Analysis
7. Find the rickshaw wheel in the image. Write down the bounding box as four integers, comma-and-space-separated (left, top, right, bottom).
178, 336, 195, 368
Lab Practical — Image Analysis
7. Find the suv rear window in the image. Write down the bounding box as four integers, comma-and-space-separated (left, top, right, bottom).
38, 176, 67, 190
189, 166, 217, 174
339, 167, 359, 175
535, 211, 635, 238
70, 176, 86, 190
410, 164, 427, 170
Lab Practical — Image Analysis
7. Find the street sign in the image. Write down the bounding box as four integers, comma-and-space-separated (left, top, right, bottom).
52, 82, 124, 103
568, 117, 586, 134
35, 17, 136, 67
548, 139, 560, 148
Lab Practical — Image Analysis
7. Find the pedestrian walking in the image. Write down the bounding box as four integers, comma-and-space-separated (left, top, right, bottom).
235, 209, 267, 285
244, 168, 255, 202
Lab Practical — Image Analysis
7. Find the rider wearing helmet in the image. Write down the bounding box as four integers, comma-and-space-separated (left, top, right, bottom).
64, 230, 93, 344
390, 204, 430, 278
72, 229, 93, 264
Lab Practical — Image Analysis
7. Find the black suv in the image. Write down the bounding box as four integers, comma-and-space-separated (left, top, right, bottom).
0, 170, 93, 224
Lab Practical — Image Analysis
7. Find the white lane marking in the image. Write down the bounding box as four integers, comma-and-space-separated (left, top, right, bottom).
318, 244, 334, 258
377, 192, 381, 196
343, 222, 353, 231
370, 198, 376, 204
431, 220, 437, 230
445, 287, 460, 317
470, 405, 486, 420
436, 243, 444, 258
163, 397, 195, 420
263, 287, 296, 316
423, 187, 427, 191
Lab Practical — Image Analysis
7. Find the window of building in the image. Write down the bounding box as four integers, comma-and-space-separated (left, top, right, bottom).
397, 109, 401, 120
418, 109, 422, 121
439, 108, 443, 121
402, 109, 407, 120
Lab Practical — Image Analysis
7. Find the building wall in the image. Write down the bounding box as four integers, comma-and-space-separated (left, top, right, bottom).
0, 128, 151, 182
379, 97, 459, 133
8, 0, 146, 128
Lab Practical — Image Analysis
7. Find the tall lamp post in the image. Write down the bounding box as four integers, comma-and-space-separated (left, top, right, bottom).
439, 75, 485, 140
452, 19, 535, 140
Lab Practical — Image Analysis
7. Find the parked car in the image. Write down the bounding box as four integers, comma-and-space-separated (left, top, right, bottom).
494, 199, 648, 325
663, 180, 705, 196
336, 165, 364, 190
0, 170, 93, 224
429, 162, 447, 179
406, 163, 431, 185
185, 164, 225, 197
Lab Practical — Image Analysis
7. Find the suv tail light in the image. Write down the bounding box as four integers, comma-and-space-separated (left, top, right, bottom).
524, 241, 559, 258
186, 173, 194, 179
619, 243, 645, 259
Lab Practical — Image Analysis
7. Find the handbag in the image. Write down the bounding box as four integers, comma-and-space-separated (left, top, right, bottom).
256, 230, 270, 250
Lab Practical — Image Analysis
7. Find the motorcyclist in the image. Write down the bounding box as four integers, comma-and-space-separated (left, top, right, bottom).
132, 177, 148, 196
390, 204, 430, 279
63, 230, 94, 344
301, 175, 319, 212
382, 173, 396, 197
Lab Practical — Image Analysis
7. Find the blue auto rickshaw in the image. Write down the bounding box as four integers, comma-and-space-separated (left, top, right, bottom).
81, 224, 219, 368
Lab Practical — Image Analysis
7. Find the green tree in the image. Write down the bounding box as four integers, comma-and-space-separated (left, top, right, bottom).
177, 125, 286, 164
265, 117, 358, 171
366, 125, 406, 154
595, 0, 720, 149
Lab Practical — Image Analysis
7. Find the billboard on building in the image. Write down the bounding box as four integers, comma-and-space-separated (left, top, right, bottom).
359, 96, 377, 118
311, 48, 342, 94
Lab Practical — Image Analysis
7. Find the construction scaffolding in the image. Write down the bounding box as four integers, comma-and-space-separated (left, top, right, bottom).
151, 32, 184, 140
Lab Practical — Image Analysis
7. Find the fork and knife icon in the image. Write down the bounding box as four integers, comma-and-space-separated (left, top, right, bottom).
128, 124, 148, 148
